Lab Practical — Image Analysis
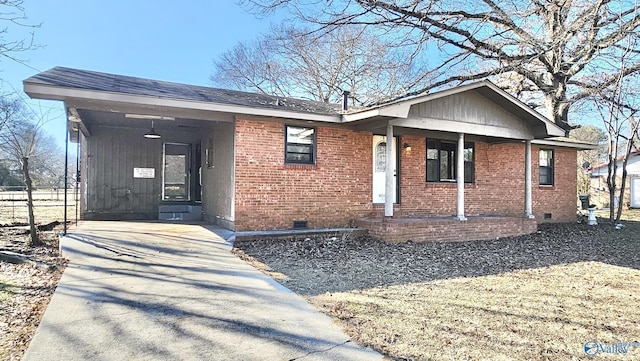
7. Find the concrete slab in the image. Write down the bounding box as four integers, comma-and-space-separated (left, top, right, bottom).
23, 221, 382, 361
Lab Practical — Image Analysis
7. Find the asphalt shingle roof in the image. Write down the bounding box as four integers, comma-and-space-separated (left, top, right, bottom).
25, 67, 343, 116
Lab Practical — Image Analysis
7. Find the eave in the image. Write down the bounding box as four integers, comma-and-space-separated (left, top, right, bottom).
24, 82, 342, 123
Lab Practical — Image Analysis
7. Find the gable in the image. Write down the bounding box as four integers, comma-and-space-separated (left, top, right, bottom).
407, 90, 531, 136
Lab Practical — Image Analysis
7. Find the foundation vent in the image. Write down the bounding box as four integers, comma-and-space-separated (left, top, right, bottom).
293, 220, 308, 229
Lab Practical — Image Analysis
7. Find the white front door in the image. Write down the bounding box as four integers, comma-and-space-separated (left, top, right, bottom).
631, 177, 640, 208
372, 135, 397, 204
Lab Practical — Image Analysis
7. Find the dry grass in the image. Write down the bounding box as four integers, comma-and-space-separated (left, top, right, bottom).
234, 215, 640, 360
0, 201, 77, 225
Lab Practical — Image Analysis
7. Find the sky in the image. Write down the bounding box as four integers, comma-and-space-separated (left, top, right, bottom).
0, 0, 282, 149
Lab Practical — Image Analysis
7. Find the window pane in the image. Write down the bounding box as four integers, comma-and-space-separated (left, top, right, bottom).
427, 148, 438, 160
286, 153, 311, 163
427, 159, 439, 181
287, 126, 314, 144
286, 144, 311, 154
440, 150, 450, 180
464, 161, 474, 183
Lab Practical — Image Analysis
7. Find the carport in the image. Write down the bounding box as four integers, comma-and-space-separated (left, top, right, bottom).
24, 67, 237, 228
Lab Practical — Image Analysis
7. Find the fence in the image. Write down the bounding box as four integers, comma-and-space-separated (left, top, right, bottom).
0, 189, 79, 224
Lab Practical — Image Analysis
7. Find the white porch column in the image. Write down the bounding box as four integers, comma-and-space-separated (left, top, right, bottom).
456, 133, 467, 221
385, 125, 394, 217
525, 140, 535, 218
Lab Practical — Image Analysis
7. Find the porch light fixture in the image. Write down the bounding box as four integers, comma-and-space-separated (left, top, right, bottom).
144, 121, 161, 139
403, 143, 412, 152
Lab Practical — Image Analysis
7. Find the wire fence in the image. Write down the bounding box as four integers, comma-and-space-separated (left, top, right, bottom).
0, 189, 79, 225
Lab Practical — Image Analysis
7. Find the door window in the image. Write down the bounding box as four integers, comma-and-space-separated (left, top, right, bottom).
163, 143, 191, 200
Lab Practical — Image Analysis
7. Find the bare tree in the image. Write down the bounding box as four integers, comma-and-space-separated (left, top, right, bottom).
212, 24, 417, 106
570, 125, 607, 195
0, 98, 51, 246
242, 0, 640, 127
591, 32, 640, 223
0, 0, 39, 74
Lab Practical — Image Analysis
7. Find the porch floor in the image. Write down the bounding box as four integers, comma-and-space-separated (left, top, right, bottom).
354, 215, 538, 243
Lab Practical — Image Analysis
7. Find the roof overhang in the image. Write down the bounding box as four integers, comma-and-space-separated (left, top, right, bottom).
24, 82, 342, 124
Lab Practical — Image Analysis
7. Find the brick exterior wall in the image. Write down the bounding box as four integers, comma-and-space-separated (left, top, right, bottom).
533, 146, 577, 222
234, 119, 372, 231
234, 119, 579, 232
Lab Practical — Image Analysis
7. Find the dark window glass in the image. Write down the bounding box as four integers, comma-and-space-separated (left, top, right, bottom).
426, 139, 474, 183
285, 126, 315, 164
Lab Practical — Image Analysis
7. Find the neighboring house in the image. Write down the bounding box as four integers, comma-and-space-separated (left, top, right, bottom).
588, 150, 640, 209
24, 67, 595, 242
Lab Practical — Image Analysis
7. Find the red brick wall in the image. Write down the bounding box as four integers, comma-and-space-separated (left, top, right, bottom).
234, 119, 372, 231
533, 146, 577, 222
234, 119, 578, 230
399, 136, 526, 217
399, 136, 576, 222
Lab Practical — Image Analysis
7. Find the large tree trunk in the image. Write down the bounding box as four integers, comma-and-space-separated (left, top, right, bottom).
22, 157, 41, 247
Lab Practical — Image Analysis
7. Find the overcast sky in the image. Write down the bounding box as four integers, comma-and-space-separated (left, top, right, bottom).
1, 0, 280, 148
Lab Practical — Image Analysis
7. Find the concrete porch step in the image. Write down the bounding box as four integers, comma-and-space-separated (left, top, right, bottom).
159, 204, 202, 221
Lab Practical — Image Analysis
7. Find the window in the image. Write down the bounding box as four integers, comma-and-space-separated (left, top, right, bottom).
539, 149, 554, 185
285, 125, 316, 164
427, 139, 474, 183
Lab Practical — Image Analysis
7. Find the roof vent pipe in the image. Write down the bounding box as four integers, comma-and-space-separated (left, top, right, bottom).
342, 90, 350, 111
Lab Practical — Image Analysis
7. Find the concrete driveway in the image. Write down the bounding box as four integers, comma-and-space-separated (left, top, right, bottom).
23, 221, 382, 361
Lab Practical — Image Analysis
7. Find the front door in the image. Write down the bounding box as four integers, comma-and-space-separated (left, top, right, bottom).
163, 143, 191, 201
372, 135, 397, 204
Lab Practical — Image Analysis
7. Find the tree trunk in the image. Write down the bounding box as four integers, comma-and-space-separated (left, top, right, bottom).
22, 157, 41, 247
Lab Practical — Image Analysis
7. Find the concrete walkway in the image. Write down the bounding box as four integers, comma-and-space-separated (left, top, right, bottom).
23, 221, 382, 361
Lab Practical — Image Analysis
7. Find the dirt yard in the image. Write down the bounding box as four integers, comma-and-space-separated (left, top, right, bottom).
0, 199, 73, 360
234, 219, 640, 360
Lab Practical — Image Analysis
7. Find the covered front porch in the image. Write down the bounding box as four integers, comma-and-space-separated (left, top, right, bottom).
346, 81, 567, 242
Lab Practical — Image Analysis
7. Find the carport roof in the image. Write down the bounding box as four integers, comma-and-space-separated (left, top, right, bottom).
24, 66, 342, 117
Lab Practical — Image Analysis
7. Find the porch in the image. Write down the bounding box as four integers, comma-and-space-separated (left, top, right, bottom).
354, 215, 538, 243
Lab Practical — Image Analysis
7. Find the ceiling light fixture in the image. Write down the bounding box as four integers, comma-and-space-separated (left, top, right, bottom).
125, 113, 175, 121
144, 120, 161, 139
